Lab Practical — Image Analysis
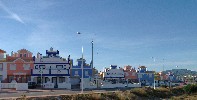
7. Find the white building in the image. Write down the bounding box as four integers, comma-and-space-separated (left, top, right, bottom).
103, 65, 125, 83
31, 47, 71, 89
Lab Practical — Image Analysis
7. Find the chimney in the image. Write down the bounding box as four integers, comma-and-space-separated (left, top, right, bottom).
37, 52, 40, 58
11, 51, 13, 56
50, 47, 53, 51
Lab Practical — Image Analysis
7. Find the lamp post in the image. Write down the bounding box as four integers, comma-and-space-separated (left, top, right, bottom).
91, 40, 93, 70
81, 46, 84, 93
152, 57, 156, 89
77, 32, 84, 93
40, 57, 43, 89
162, 59, 164, 72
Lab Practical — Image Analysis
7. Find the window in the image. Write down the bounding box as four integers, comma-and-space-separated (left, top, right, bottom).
35, 65, 38, 69
59, 77, 65, 83
23, 64, 30, 70
0, 64, 3, 71
56, 65, 63, 69
9, 76, 14, 83
39, 65, 45, 69
138, 74, 142, 78
149, 74, 152, 78
10, 64, 16, 70
20, 54, 23, 57
85, 71, 89, 76
0, 75, 2, 81
45, 77, 50, 83
75, 71, 78, 75
24, 54, 27, 57
44, 65, 50, 69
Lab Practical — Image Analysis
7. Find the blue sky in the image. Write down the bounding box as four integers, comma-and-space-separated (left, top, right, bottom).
0, 0, 197, 72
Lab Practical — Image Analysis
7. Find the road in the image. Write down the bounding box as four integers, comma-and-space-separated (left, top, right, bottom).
0, 89, 116, 99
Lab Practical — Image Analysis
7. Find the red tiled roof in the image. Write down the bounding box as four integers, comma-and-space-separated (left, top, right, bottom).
0, 49, 6, 53
139, 66, 146, 68
17, 49, 33, 54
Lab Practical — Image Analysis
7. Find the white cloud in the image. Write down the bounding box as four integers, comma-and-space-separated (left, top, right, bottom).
0, 1, 24, 24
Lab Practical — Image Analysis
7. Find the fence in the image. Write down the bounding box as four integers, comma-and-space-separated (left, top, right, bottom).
0, 83, 28, 90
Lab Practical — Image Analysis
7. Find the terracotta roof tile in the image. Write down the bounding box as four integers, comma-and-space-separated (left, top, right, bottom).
0, 49, 6, 53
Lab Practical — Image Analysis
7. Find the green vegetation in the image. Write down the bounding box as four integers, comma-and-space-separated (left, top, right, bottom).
183, 84, 197, 94
17, 84, 197, 100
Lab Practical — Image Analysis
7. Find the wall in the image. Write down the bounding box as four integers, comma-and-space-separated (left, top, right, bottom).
71, 69, 92, 78
16, 83, 28, 90
124, 71, 138, 80
7, 58, 34, 83
103, 69, 124, 78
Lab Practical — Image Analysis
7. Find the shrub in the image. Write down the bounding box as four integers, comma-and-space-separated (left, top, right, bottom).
161, 85, 167, 88
154, 87, 171, 98
131, 88, 148, 97
183, 84, 197, 94
91, 93, 102, 100
60, 95, 73, 100
122, 90, 137, 100
73, 94, 94, 100
171, 87, 185, 96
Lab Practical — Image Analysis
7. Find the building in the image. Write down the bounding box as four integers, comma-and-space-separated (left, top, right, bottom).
70, 58, 93, 87
164, 69, 197, 77
31, 47, 71, 88
0, 49, 6, 82
124, 65, 138, 83
137, 66, 154, 86
103, 65, 125, 84
5, 49, 34, 83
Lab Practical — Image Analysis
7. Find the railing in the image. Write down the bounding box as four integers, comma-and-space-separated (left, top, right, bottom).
32, 69, 50, 74
51, 69, 68, 74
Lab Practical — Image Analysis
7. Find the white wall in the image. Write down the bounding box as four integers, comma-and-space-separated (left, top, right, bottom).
51, 70, 68, 74
80, 78, 97, 89
1, 83, 16, 88
43, 83, 54, 88
32, 69, 50, 74
16, 83, 28, 90
103, 69, 124, 78
58, 83, 71, 89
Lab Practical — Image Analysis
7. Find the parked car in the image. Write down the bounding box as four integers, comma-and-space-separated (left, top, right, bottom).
28, 82, 37, 89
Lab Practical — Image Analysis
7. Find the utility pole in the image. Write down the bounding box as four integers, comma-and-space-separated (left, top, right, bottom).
91, 40, 93, 69
81, 46, 84, 93
163, 59, 164, 72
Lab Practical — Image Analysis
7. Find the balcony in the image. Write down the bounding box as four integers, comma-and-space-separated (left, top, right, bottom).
31, 69, 50, 75
51, 69, 69, 75
31, 69, 69, 76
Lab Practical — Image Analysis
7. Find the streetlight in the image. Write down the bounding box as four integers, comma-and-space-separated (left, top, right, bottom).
152, 57, 156, 89
162, 59, 165, 72
77, 32, 83, 93
77, 32, 84, 93
77, 32, 95, 92
81, 46, 84, 93
91, 40, 93, 70
39, 56, 43, 89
